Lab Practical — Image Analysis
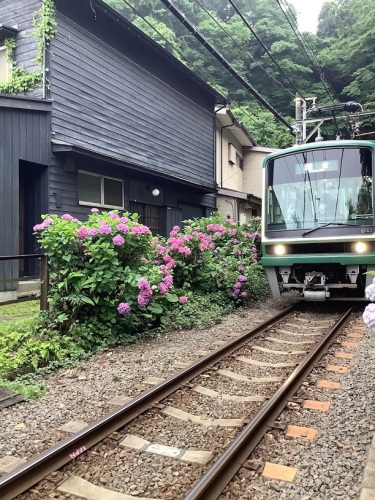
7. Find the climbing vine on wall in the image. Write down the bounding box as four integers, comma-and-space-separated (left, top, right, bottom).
0, 0, 57, 95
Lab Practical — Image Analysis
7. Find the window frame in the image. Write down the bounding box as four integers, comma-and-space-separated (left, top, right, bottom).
78, 170, 124, 209
236, 152, 244, 170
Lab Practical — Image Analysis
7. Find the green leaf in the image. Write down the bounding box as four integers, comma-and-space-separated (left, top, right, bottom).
147, 303, 163, 314
81, 296, 95, 306
165, 293, 179, 303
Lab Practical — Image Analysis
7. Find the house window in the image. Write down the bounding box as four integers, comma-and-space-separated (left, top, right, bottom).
78, 171, 124, 209
236, 152, 243, 170
0, 46, 11, 83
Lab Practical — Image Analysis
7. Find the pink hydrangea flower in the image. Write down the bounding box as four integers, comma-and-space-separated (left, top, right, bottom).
113, 235, 125, 246
88, 228, 98, 236
99, 224, 111, 235
43, 218, 54, 227
91, 208, 99, 213
178, 296, 188, 304
108, 213, 120, 220
33, 224, 44, 231
77, 227, 89, 239
61, 214, 73, 221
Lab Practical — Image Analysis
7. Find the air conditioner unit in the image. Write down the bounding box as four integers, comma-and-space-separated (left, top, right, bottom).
228, 143, 236, 165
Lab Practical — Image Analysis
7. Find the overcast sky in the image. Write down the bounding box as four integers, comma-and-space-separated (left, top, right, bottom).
287, 0, 332, 33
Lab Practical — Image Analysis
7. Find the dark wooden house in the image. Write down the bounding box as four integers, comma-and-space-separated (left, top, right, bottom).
0, 0, 225, 300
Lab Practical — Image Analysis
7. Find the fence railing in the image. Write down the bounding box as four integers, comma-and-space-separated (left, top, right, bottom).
0, 254, 48, 310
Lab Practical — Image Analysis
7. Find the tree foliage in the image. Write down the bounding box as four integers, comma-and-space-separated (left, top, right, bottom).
104, 0, 375, 145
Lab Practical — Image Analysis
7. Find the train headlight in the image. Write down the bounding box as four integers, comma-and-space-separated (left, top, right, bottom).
274, 244, 287, 256
354, 242, 368, 254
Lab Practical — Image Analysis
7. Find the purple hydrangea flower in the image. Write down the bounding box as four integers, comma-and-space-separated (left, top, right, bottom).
363, 303, 375, 329
365, 279, 375, 302
238, 275, 247, 282
163, 274, 173, 287
117, 223, 129, 233
117, 302, 131, 315
113, 235, 125, 246
138, 294, 150, 307
138, 278, 150, 290
159, 282, 169, 295
88, 228, 98, 236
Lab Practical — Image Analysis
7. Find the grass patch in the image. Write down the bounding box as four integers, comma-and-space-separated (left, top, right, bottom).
0, 300, 39, 319
0, 374, 46, 400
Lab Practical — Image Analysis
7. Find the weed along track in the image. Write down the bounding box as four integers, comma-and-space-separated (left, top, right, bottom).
0, 305, 357, 499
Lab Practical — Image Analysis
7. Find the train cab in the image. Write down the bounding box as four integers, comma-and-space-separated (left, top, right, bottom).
261, 140, 375, 300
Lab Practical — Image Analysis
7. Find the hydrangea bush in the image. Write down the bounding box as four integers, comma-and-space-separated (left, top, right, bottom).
33, 210, 268, 347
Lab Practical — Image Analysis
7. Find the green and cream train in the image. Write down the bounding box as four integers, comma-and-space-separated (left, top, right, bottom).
261, 140, 375, 300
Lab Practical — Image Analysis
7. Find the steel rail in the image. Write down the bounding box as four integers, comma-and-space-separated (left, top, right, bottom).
184, 307, 352, 500
0, 305, 295, 500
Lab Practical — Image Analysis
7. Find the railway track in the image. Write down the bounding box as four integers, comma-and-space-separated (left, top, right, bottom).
0, 305, 355, 499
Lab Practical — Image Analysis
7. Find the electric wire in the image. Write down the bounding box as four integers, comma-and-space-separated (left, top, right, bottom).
158, 0, 294, 131
227, 0, 305, 100
194, 0, 296, 98
117, 0, 270, 134
118, 0, 228, 100
279, 0, 324, 71
275, 0, 337, 103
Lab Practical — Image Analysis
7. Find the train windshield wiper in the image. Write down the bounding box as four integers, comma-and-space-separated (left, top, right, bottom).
302, 222, 355, 237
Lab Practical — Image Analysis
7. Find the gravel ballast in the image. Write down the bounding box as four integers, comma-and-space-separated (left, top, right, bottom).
1, 298, 374, 500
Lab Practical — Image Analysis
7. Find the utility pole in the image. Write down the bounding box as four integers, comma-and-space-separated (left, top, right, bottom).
295, 93, 304, 145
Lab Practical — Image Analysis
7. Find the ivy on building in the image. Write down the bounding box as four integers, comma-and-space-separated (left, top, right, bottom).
0, 0, 57, 95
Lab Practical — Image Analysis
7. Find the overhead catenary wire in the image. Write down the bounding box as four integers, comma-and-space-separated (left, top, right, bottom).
279, 0, 341, 107
194, 0, 296, 98
117, 0, 231, 110
278, 0, 325, 70
227, 0, 305, 100
158, 0, 294, 132
117, 0, 266, 132
275, 0, 338, 104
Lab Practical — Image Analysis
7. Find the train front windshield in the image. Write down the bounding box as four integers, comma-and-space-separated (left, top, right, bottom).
266, 147, 373, 230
